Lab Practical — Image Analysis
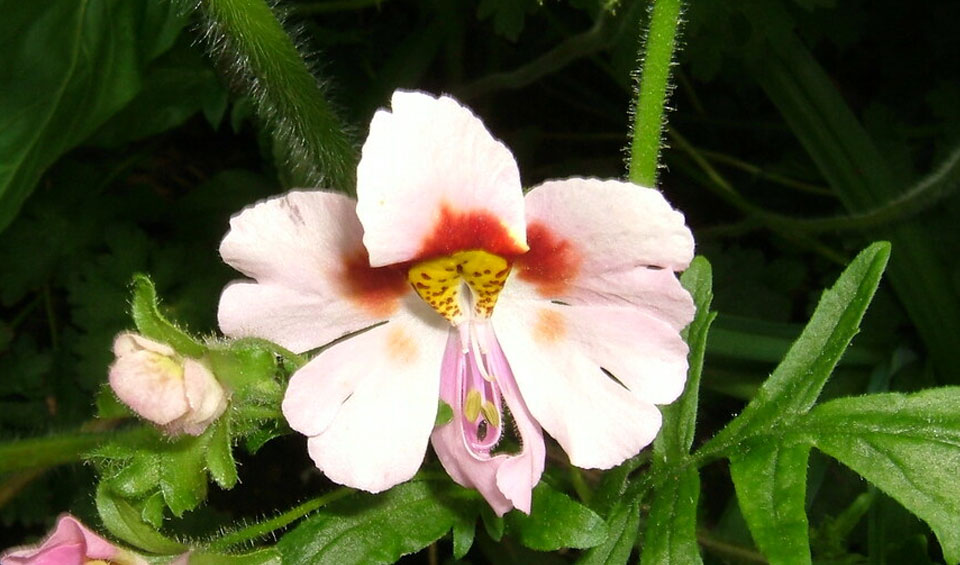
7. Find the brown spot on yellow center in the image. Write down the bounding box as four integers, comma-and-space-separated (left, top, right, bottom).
533, 308, 566, 344
407, 250, 511, 323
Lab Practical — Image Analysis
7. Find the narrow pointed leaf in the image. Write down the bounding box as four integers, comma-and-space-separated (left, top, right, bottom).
703, 242, 890, 454
577, 501, 641, 565
206, 417, 239, 490
640, 466, 702, 565
729, 441, 812, 565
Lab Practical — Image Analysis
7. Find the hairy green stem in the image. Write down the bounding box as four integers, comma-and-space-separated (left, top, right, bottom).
628, 0, 683, 186
207, 487, 354, 551
0, 426, 143, 474
195, 0, 356, 190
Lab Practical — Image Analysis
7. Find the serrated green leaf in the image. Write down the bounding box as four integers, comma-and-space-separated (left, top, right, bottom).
577, 501, 640, 565
276, 481, 461, 565
703, 242, 890, 454
796, 388, 960, 564
640, 466, 702, 565
729, 442, 812, 565
130, 274, 206, 358
656, 256, 715, 460
481, 503, 505, 542
505, 482, 608, 551
206, 417, 238, 490
188, 548, 283, 565
96, 483, 186, 554
160, 435, 209, 517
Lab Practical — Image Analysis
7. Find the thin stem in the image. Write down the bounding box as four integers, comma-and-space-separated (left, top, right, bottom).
195, 0, 356, 191
206, 487, 354, 551
0, 426, 144, 474
294, 0, 388, 15
628, 0, 684, 186
696, 147, 833, 196
697, 530, 768, 564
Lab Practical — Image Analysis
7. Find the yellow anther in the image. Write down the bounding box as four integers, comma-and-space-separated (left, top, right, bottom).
464, 390, 482, 422
480, 401, 500, 428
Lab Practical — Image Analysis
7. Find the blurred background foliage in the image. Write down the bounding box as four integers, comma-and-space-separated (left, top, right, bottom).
1, 0, 958, 562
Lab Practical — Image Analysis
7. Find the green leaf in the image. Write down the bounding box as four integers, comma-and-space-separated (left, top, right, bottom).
141, 491, 166, 529
656, 256, 715, 459
577, 501, 641, 565
702, 242, 890, 454
796, 388, 960, 564
505, 482, 608, 551
276, 481, 462, 565
188, 548, 283, 565
108, 453, 160, 499
206, 417, 239, 490
590, 455, 645, 516
0, 0, 186, 232
130, 274, 206, 358
96, 483, 187, 554
640, 466, 702, 565
729, 442, 812, 564
435, 400, 454, 427
160, 435, 210, 517
452, 513, 477, 560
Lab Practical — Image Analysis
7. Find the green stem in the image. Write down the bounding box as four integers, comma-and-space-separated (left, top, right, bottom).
207, 487, 354, 551
0, 426, 144, 474
196, 0, 356, 191
628, 0, 683, 186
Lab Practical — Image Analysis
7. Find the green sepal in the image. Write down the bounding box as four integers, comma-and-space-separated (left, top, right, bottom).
130, 273, 205, 358
159, 434, 210, 517
141, 491, 167, 529
206, 340, 283, 399
96, 483, 187, 555
108, 453, 160, 499
435, 400, 454, 427
206, 417, 239, 490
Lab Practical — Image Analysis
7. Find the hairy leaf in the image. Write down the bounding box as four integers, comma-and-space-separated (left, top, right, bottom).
641, 466, 702, 565
505, 482, 608, 551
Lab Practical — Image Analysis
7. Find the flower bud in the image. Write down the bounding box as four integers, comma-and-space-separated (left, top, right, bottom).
109, 332, 227, 436
0, 514, 147, 565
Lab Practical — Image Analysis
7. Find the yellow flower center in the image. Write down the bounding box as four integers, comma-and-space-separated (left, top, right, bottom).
407, 250, 510, 323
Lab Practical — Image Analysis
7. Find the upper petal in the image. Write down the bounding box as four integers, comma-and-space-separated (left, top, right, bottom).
282, 297, 449, 493
516, 178, 694, 323
356, 91, 527, 267
218, 191, 409, 351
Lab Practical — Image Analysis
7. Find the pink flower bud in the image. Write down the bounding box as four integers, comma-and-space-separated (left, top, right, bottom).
1, 514, 146, 565
109, 333, 227, 436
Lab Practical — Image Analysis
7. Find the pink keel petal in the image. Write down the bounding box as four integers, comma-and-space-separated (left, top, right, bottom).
431, 325, 545, 515
356, 91, 526, 267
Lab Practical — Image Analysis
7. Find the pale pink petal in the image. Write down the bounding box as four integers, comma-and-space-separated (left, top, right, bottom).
109, 336, 189, 427
516, 178, 694, 324
282, 298, 449, 492
175, 359, 228, 436
493, 300, 668, 469
430, 327, 545, 516
112, 333, 175, 358
0, 514, 138, 565
219, 191, 409, 349
356, 91, 526, 267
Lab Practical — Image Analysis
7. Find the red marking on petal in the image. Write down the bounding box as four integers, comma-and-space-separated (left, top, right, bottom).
416, 205, 526, 261
516, 221, 581, 296
339, 248, 409, 317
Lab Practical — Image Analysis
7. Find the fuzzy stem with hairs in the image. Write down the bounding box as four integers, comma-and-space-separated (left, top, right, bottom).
194, 0, 357, 190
